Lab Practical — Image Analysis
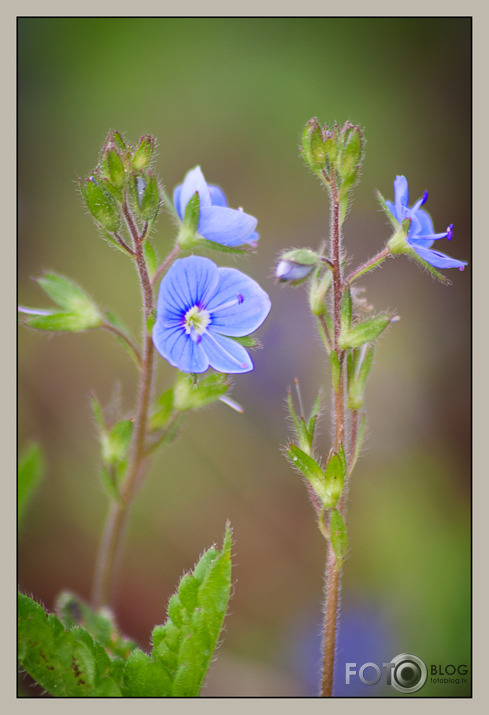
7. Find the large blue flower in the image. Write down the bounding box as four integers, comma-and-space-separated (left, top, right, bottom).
386, 175, 467, 270
173, 166, 259, 248
153, 256, 271, 373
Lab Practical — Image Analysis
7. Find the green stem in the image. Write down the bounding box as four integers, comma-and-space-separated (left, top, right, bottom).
91, 203, 156, 610
101, 322, 142, 367
345, 246, 391, 286
320, 168, 344, 697
151, 244, 182, 287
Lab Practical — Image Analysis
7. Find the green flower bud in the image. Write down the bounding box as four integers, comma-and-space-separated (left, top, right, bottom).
132, 135, 155, 172
301, 117, 327, 173
80, 176, 120, 232
130, 171, 160, 221
275, 248, 320, 284
100, 148, 126, 190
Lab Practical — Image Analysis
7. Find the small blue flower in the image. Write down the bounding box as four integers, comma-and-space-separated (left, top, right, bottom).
153, 256, 271, 373
386, 175, 467, 270
173, 166, 259, 247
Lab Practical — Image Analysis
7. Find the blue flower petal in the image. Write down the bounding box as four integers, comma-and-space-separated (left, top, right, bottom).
411, 244, 467, 270
177, 166, 212, 217
207, 267, 271, 336
199, 205, 258, 246
153, 323, 210, 373
173, 184, 183, 219
200, 331, 253, 373
156, 256, 219, 318
394, 175, 409, 214
209, 185, 228, 207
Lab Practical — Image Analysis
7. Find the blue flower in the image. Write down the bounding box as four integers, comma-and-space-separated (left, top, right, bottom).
153, 256, 271, 373
173, 166, 259, 247
386, 175, 467, 270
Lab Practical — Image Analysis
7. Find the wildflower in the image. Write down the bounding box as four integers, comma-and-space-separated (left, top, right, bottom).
153, 256, 271, 373
386, 175, 467, 270
173, 166, 259, 247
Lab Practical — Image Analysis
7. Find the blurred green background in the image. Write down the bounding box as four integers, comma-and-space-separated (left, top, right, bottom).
18, 17, 471, 696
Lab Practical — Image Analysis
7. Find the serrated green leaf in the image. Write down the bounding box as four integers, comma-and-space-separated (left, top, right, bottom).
18, 443, 43, 529
151, 523, 233, 696
18, 592, 123, 696
122, 649, 172, 697
330, 509, 348, 566
178, 574, 199, 613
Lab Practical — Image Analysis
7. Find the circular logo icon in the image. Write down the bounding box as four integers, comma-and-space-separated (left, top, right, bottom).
390, 653, 427, 693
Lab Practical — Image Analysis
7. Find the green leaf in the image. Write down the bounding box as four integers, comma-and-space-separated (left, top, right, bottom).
340, 287, 353, 334
330, 510, 348, 566
339, 315, 391, 349
18, 592, 123, 696
347, 345, 375, 410
228, 334, 258, 348
18, 444, 43, 529
24, 311, 101, 332
286, 444, 333, 507
102, 418, 133, 466
143, 241, 158, 279
150, 387, 175, 430
20, 273, 103, 332
151, 523, 233, 696
329, 349, 342, 393
122, 649, 172, 696
306, 390, 322, 445
55, 591, 137, 660
173, 373, 229, 412
323, 453, 345, 508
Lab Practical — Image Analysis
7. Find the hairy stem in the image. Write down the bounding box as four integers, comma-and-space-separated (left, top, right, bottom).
320, 169, 345, 697
91, 204, 156, 610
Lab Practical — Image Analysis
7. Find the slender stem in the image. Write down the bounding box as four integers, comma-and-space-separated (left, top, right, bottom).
101, 322, 142, 367
91, 203, 156, 610
321, 544, 341, 697
151, 244, 182, 287
345, 246, 391, 286
320, 169, 345, 697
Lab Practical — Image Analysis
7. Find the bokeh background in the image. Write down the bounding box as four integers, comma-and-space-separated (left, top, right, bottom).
18, 17, 471, 697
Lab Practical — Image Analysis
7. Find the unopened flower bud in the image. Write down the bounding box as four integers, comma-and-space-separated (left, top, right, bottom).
132, 135, 155, 171
275, 249, 319, 284
130, 171, 160, 221
301, 118, 327, 173
80, 176, 120, 232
